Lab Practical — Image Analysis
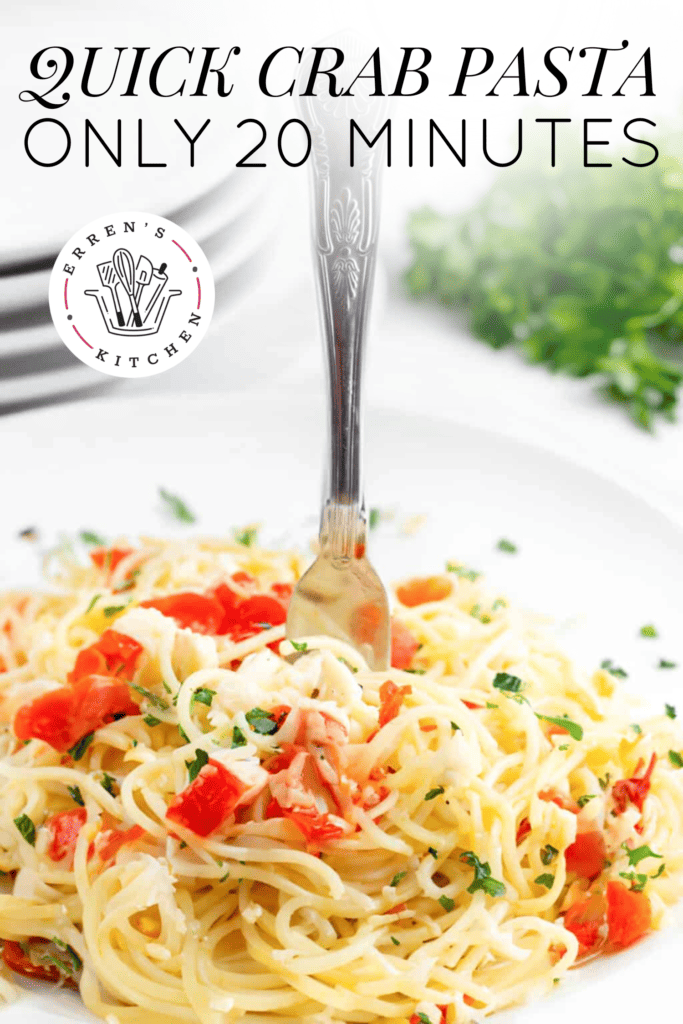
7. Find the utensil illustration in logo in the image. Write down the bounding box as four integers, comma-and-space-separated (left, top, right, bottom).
85, 252, 181, 338
96, 260, 125, 327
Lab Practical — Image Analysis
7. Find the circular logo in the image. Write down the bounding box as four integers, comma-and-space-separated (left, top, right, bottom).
49, 211, 215, 378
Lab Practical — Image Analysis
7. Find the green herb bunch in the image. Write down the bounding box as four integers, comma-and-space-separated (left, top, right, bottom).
405, 148, 683, 428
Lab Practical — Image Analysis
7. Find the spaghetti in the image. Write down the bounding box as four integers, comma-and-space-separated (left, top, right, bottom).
0, 536, 681, 1024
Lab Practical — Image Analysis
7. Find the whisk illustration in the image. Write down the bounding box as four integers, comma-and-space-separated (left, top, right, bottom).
85, 248, 181, 338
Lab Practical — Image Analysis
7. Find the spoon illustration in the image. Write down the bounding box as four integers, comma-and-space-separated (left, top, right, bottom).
113, 248, 142, 327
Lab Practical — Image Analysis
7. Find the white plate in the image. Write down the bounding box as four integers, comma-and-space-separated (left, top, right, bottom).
0, 393, 681, 1023
0, 169, 267, 319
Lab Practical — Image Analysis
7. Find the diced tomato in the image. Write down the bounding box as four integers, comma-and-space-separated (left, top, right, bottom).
2, 940, 60, 982
69, 629, 143, 684
612, 754, 657, 815
140, 592, 225, 635
437, 1005, 449, 1024
237, 595, 288, 630
390, 618, 419, 670
213, 582, 289, 639
269, 705, 291, 729
463, 700, 483, 710
606, 880, 651, 948
14, 676, 140, 752
396, 576, 452, 608
47, 808, 87, 862
383, 903, 407, 915
565, 829, 607, 879
0, 657, 6, 673
265, 798, 344, 850
538, 788, 581, 814
232, 571, 256, 586
516, 817, 531, 844
378, 680, 412, 728
263, 744, 302, 775
270, 582, 293, 602
562, 891, 607, 957
463, 996, 476, 1008
90, 547, 133, 573
166, 760, 246, 837
95, 823, 145, 863
420, 723, 438, 732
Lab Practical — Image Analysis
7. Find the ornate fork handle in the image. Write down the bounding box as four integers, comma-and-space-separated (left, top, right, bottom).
299, 73, 388, 559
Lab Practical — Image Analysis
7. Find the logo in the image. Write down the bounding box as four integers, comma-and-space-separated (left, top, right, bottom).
49, 211, 215, 378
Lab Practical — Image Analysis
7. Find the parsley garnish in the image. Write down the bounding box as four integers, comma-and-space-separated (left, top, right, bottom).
640, 624, 658, 638
651, 862, 666, 879
577, 794, 596, 808
450, 721, 460, 732
470, 603, 491, 623
103, 605, 126, 618
231, 726, 247, 748
492, 598, 507, 611
492, 672, 523, 693
68, 732, 94, 761
245, 707, 279, 735
178, 725, 190, 743
659, 659, 677, 669
619, 871, 648, 892
159, 487, 196, 524
68, 785, 84, 806
85, 594, 100, 614
541, 844, 558, 865
129, 683, 169, 711
459, 851, 506, 897
438, 894, 455, 912
534, 873, 554, 889
497, 538, 517, 554
425, 786, 445, 801
185, 749, 209, 782
143, 714, 161, 727
428, 847, 439, 859
390, 935, 400, 946
598, 773, 612, 790
219, 870, 230, 883
668, 750, 683, 768
622, 842, 663, 867
368, 508, 381, 530
234, 526, 258, 547
601, 658, 628, 679
100, 773, 117, 796
14, 814, 35, 845
191, 688, 216, 710
445, 561, 480, 581
665, 704, 677, 719
412, 1014, 431, 1024
289, 640, 308, 653
390, 871, 407, 888
631, 723, 642, 735
80, 530, 105, 546
535, 713, 584, 741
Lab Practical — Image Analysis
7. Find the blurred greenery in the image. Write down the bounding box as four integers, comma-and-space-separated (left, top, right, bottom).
405, 149, 683, 428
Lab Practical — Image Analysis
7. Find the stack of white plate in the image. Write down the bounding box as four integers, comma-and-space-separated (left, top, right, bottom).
0, 161, 280, 411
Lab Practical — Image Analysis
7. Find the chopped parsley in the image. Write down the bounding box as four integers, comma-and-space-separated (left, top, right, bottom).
450, 721, 460, 732
412, 1014, 432, 1024
289, 640, 308, 653
668, 750, 683, 768
665, 704, 677, 720
186, 749, 209, 782
541, 844, 558, 865
14, 814, 36, 845
577, 794, 596, 808
390, 871, 407, 888
159, 487, 196, 524
85, 594, 100, 614
640, 624, 658, 638
68, 732, 94, 761
428, 847, 439, 859
535, 713, 583, 741
80, 530, 105, 546
129, 683, 169, 711
245, 707, 279, 735
438, 894, 455, 912
619, 871, 648, 892
103, 605, 127, 618
534, 874, 554, 889
390, 935, 400, 946
600, 658, 628, 679
405, 668, 427, 675
459, 852, 506, 898
492, 598, 507, 611
631, 723, 642, 735
369, 508, 381, 530
492, 672, 523, 693
622, 843, 663, 867
143, 715, 161, 727
191, 688, 216, 709
424, 786, 445, 801
178, 725, 190, 743
598, 773, 612, 791
497, 538, 518, 554
659, 659, 677, 669
100, 773, 117, 797
445, 561, 481, 581
67, 785, 84, 806
651, 862, 666, 879
234, 526, 258, 547
470, 603, 491, 623
231, 726, 247, 749
219, 871, 230, 883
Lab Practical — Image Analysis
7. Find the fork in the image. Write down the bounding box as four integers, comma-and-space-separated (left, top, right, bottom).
286, 40, 390, 670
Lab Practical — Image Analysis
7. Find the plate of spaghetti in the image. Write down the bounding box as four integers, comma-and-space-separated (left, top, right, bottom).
0, 393, 681, 1024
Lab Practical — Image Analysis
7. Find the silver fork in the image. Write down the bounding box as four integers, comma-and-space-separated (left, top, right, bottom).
286, 40, 390, 670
